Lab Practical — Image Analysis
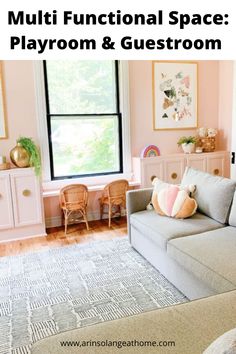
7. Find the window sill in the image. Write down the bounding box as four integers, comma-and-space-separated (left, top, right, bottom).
43, 180, 140, 198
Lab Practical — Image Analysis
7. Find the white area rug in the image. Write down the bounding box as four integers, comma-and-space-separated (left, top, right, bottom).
0, 237, 188, 354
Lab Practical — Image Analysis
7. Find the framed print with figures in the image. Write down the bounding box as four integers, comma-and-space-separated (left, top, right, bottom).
153, 61, 198, 130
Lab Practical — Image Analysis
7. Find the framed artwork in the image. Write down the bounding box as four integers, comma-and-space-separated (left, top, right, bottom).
153, 61, 198, 130
0, 62, 7, 139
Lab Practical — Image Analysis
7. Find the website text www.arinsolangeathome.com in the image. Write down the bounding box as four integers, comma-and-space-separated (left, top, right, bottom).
60, 339, 176, 349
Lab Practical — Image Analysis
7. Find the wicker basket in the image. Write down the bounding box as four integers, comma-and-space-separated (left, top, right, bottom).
198, 137, 216, 152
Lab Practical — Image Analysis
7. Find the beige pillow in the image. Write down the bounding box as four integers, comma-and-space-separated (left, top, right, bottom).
203, 328, 236, 354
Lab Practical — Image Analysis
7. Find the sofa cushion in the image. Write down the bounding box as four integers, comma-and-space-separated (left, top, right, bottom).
203, 327, 236, 354
229, 191, 236, 227
130, 210, 224, 250
32, 290, 236, 354
168, 227, 236, 293
181, 167, 236, 224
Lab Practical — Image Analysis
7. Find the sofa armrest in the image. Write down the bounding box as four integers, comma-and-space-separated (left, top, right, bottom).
126, 188, 153, 241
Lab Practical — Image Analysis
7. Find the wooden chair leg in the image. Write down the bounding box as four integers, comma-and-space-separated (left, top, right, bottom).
64, 211, 68, 235
84, 211, 89, 231
108, 204, 112, 228
118, 204, 122, 218
100, 202, 103, 220
61, 210, 64, 228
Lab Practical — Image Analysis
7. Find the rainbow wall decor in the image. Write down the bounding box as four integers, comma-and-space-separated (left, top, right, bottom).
141, 145, 161, 158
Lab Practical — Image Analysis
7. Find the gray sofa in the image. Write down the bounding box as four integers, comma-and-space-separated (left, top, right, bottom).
32, 290, 236, 354
32, 167, 236, 353
127, 167, 236, 300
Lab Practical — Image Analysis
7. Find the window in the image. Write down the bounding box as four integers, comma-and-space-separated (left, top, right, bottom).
43, 60, 123, 180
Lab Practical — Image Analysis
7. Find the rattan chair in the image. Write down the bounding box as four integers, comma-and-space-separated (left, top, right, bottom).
59, 184, 89, 234
99, 179, 129, 228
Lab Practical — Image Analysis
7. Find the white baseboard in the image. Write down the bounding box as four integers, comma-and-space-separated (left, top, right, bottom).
45, 210, 126, 228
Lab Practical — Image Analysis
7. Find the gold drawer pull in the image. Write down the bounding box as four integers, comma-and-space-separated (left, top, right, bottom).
22, 189, 31, 197
171, 172, 178, 180
213, 168, 219, 175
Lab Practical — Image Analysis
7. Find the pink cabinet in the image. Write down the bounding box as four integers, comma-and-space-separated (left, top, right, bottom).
0, 173, 14, 229
133, 151, 230, 188
206, 154, 225, 177
0, 168, 46, 242
133, 157, 164, 188
10, 171, 43, 227
185, 155, 207, 172
164, 157, 185, 184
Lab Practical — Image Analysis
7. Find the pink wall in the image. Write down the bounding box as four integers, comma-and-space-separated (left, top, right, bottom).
129, 61, 220, 156
0, 61, 39, 157
1, 60, 231, 162
218, 61, 234, 151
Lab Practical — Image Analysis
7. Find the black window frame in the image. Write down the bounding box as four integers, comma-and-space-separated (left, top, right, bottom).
43, 60, 123, 181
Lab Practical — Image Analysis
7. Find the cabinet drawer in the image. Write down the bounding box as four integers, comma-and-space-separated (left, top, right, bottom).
142, 160, 163, 187
186, 155, 207, 172
164, 158, 185, 184
10, 172, 43, 227
207, 155, 225, 177
0, 174, 14, 229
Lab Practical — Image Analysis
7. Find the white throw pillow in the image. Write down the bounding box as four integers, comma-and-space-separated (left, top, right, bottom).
203, 328, 236, 354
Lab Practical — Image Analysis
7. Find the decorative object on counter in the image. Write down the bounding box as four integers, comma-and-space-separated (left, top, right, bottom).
198, 127, 208, 138
0, 61, 7, 139
0, 155, 6, 164
141, 145, 161, 158
10, 142, 30, 168
199, 137, 216, 152
10, 137, 41, 176
195, 147, 203, 153
0, 163, 10, 170
177, 136, 196, 154
0, 154, 10, 170
207, 128, 218, 137
153, 61, 198, 130
197, 128, 218, 152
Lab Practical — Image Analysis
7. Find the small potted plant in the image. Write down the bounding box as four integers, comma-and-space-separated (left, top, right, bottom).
10, 137, 41, 176
177, 136, 197, 154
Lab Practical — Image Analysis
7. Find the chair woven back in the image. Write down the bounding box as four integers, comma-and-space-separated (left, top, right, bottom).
105, 179, 129, 201
59, 184, 88, 210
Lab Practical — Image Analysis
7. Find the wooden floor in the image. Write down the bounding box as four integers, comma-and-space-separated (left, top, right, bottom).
0, 217, 127, 257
